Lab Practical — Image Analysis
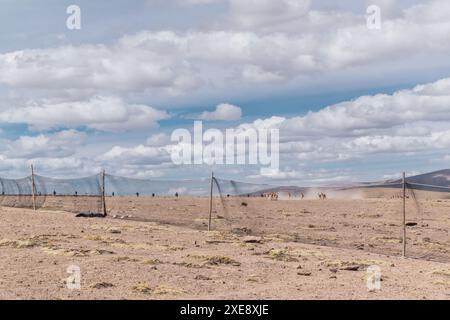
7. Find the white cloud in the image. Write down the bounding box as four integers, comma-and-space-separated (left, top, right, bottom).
0, 43, 200, 96
0, 130, 99, 178
281, 78, 450, 138
100, 144, 172, 165
199, 103, 242, 121
97, 73, 450, 179
4, 77, 449, 182
146, 133, 172, 146
221, 77, 450, 166
30, 157, 95, 174
1, 0, 450, 182
0, 96, 169, 131
4, 130, 87, 158
229, 0, 311, 29
1, 0, 450, 98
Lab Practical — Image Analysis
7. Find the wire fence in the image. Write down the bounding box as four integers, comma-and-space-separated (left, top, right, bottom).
0, 170, 448, 262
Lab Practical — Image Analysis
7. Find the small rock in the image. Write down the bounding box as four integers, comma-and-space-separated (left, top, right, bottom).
341, 265, 360, 271
108, 227, 121, 234
90, 282, 114, 289
242, 236, 262, 244
297, 271, 312, 276
195, 275, 211, 281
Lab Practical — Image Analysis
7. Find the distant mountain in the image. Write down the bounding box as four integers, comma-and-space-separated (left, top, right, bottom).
239, 169, 450, 196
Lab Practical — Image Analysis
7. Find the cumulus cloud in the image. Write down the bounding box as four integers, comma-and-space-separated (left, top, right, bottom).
199, 103, 242, 121
97, 74, 450, 180
279, 78, 450, 138
0, 43, 200, 96
0, 130, 98, 178
271, 78, 450, 163
146, 133, 172, 146
4, 130, 87, 158
3, 76, 448, 181
0, 96, 169, 131
197, 78, 450, 168
3, 77, 450, 182
100, 144, 172, 165
229, 0, 311, 29
1, 0, 449, 97
1, 0, 450, 182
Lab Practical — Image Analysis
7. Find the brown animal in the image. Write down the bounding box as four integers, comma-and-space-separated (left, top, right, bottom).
318, 192, 327, 200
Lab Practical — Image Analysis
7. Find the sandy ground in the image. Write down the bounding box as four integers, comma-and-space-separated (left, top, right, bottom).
0, 195, 449, 300
106, 192, 450, 262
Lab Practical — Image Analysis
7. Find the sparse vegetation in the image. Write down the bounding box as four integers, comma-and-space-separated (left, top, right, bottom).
0, 196, 448, 299
131, 283, 152, 294
431, 269, 450, 277
0, 239, 36, 248
153, 285, 186, 295
142, 258, 162, 265
42, 246, 114, 257
90, 282, 115, 289
112, 256, 139, 263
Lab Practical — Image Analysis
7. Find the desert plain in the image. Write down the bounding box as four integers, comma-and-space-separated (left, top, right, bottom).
0, 190, 449, 299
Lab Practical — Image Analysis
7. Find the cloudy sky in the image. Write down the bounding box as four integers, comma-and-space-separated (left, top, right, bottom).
1, 0, 450, 185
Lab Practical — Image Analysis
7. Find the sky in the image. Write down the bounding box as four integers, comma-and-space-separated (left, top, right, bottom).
0, 0, 450, 185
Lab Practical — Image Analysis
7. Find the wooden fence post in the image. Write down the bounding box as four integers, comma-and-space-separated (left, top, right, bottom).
31, 164, 36, 211
402, 172, 406, 257
102, 170, 107, 217
208, 171, 214, 231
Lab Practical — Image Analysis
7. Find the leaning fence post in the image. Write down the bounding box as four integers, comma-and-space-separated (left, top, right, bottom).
208, 171, 214, 231
402, 172, 406, 257
31, 164, 37, 211
102, 170, 107, 217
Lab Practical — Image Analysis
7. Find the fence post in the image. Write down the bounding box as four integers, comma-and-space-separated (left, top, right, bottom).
31, 164, 36, 211
402, 172, 406, 257
102, 169, 107, 217
208, 171, 214, 231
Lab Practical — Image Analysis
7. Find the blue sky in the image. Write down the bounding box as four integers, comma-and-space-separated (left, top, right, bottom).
1, 0, 450, 184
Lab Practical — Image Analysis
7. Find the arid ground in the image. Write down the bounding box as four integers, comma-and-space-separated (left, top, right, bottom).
0, 192, 449, 299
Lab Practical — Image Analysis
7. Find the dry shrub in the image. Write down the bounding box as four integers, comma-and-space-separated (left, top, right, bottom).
202, 255, 240, 266
131, 283, 152, 294
154, 285, 186, 295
